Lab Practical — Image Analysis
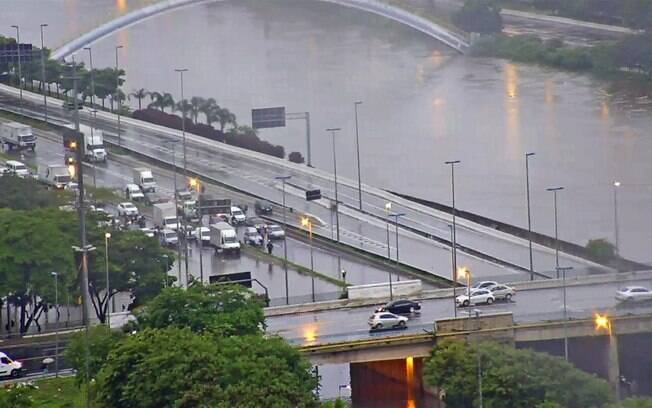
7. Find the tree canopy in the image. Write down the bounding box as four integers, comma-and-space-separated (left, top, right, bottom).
453, 0, 503, 34
135, 284, 265, 336
64, 324, 124, 385
424, 340, 613, 408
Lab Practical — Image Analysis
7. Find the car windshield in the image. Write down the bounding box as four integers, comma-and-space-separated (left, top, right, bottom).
124, 203, 135, 209
55, 175, 71, 183
14, 164, 27, 171
233, 209, 243, 216
224, 235, 237, 243
165, 232, 177, 238
143, 177, 154, 183
271, 226, 282, 231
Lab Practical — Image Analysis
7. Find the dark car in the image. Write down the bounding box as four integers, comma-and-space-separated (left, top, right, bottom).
375, 299, 421, 315
254, 199, 273, 215
245, 216, 267, 232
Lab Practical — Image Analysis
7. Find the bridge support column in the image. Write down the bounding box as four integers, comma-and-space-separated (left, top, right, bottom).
350, 358, 425, 405
607, 334, 621, 402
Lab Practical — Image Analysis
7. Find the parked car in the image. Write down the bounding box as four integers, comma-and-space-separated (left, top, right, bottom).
267, 224, 285, 240
117, 202, 139, 217
368, 312, 408, 330
246, 217, 267, 232
0, 352, 23, 378
456, 289, 495, 307
125, 183, 145, 201
489, 284, 515, 301
140, 227, 155, 238
471, 281, 499, 290
243, 227, 263, 246
254, 199, 273, 215
616, 286, 652, 302
376, 299, 421, 315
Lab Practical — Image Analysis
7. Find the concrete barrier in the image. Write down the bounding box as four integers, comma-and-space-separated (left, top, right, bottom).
348, 279, 422, 300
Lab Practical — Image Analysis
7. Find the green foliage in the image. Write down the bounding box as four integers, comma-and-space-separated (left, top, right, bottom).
64, 325, 124, 385
586, 238, 617, 263
0, 175, 71, 210
27, 376, 86, 408
424, 340, 613, 408
619, 397, 652, 408
453, 0, 503, 34
96, 328, 320, 408
0, 382, 37, 408
135, 284, 265, 336
321, 399, 349, 407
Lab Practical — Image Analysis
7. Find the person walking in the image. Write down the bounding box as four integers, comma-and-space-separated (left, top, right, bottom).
266, 240, 274, 255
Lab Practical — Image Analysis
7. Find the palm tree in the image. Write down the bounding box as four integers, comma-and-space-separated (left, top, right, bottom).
199, 98, 219, 126
189, 96, 204, 124
130, 88, 148, 110
217, 107, 237, 133
147, 91, 164, 111
175, 99, 192, 119
161, 92, 176, 113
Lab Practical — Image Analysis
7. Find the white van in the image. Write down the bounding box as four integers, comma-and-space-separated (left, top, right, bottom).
0, 352, 23, 378
5, 160, 30, 178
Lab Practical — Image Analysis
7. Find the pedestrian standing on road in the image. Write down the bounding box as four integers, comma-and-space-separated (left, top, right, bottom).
266, 240, 274, 255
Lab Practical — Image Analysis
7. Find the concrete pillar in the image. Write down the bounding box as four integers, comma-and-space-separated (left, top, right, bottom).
607, 334, 621, 402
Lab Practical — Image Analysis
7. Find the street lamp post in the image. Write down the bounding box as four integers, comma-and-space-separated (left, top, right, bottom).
40, 24, 48, 123
384, 202, 394, 300
83, 47, 95, 110
449, 224, 457, 318
164, 139, 183, 287
115, 45, 124, 146
445, 160, 461, 302
525, 152, 536, 280
613, 181, 621, 254
275, 175, 292, 304
327, 128, 342, 242
175, 68, 189, 178
50, 271, 59, 377
354, 101, 363, 210
389, 212, 406, 281
302, 217, 315, 302
557, 266, 573, 361
190, 177, 204, 284
546, 186, 564, 277
459, 267, 471, 325
105, 232, 111, 328
10, 25, 22, 115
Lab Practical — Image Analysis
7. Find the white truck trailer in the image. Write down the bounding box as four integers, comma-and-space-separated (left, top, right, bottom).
133, 167, 157, 193
209, 222, 241, 256
153, 202, 179, 230
0, 122, 36, 151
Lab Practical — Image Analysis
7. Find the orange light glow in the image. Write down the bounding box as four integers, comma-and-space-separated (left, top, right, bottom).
406, 357, 415, 407
303, 325, 318, 343
595, 313, 611, 334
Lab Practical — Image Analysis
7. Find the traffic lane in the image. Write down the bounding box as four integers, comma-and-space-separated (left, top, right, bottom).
106, 126, 515, 279
267, 278, 652, 345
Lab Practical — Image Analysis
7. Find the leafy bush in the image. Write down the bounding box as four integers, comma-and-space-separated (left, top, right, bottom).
289, 151, 305, 164
586, 238, 617, 263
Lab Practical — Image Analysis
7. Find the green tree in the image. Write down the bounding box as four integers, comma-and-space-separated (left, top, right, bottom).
619, 397, 652, 408
424, 340, 613, 408
0, 382, 37, 408
64, 325, 124, 385
453, 0, 503, 34
0, 175, 71, 210
216, 107, 237, 132
199, 97, 219, 125
161, 92, 176, 113
136, 284, 265, 336
586, 238, 617, 263
87, 229, 174, 323
175, 98, 193, 120
96, 328, 320, 408
129, 88, 148, 110
0, 209, 77, 334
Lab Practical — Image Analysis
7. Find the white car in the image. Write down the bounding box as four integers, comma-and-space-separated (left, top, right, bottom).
159, 229, 178, 246
243, 226, 263, 246
117, 202, 139, 217
195, 226, 210, 243
5, 160, 30, 178
125, 184, 145, 201
0, 352, 23, 378
489, 284, 516, 301
267, 224, 285, 240
456, 289, 495, 307
140, 228, 155, 238
230, 206, 246, 224
616, 286, 652, 302
368, 312, 408, 330
471, 281, 499, 290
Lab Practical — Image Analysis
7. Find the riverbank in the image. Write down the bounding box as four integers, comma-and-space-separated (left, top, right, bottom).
471, 33, 652, 98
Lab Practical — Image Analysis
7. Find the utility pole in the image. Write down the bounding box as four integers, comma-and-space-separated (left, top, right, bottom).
115, 45, 124, 146
165, 140, 183, 287
275, 175, 292, 304
327, 128, 341, 241
525, 152, 535, 279
40, 24, 48, 123
10, 25, 23, 116
286, 112, 312, 167
354, 101, 363, 210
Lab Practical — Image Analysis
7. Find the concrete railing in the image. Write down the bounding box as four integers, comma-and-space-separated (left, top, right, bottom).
348, 279, 422, 300
53, 0, 468, 60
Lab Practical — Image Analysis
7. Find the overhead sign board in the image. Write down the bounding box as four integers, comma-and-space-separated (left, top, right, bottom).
306, 189, 321, 201
0, 43, 33, 63
209, 271, 252, 288
252, 106, 286, 129
200, 196, 231, 215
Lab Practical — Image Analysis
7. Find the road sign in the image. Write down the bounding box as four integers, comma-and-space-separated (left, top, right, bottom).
306, 189, 321, 201
200, 196, 231, 215
0, 43, 33, 63
252, 106, 286, 129
209, 271, 252, 288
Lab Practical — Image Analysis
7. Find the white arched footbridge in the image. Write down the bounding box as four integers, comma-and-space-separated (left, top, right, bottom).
52, 0, 469, 60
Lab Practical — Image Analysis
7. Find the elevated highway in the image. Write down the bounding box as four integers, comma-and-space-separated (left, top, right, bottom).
51, 0, 469, 61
